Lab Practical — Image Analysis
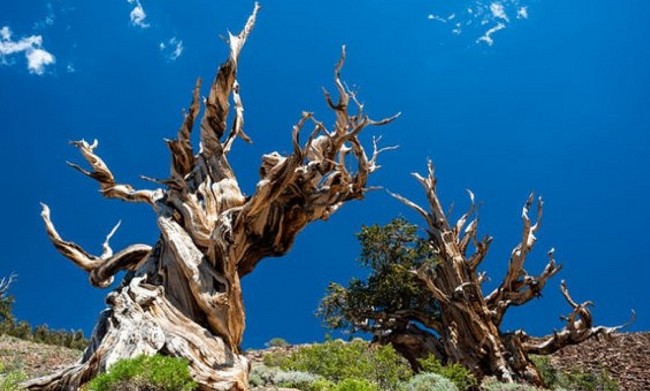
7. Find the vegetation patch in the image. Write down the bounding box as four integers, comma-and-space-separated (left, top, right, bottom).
85, 354, 197, 391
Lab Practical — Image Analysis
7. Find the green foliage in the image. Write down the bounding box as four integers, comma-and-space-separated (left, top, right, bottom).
417, 355, 477, 390
479, 377, 546, 391
399, 372, 459, 391
310, 379, 337, 391
262, 350, 290, 368
318, 218, 439, 334
0, 362, 27, 391
278, 339, 412, 390
529, 355, 558, 388
249, 364, 323, 390
265, 337, 290, 348
529, 355, 619, 391
333, 378, 380, 391
557, 368, 619, 391
86, 354, 197, 391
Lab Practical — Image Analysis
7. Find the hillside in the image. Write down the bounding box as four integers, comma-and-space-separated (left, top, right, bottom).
1, 333, 648, 390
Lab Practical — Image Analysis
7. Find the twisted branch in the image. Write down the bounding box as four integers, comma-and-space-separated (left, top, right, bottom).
67, 139, 160, 205
523, 281, 635, 355
485, 195, 562, 324
40, 204, 152, 288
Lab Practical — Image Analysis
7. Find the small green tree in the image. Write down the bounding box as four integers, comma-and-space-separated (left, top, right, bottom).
318, 218, 441, 369
265, 337, 291, 348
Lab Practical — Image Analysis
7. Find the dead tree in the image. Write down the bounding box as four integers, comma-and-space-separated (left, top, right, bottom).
25, 4, 397, 390
388, 161, 632, 385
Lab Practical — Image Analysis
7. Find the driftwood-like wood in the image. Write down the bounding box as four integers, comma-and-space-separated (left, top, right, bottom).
25, 4, 397, 390
388, 161, 633, 385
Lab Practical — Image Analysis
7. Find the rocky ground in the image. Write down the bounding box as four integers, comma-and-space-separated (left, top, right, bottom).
1, 332, 648, 390
549, 332, 650, 391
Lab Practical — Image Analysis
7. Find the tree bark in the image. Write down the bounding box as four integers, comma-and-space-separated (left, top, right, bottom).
391, 161, 632, 386
25, 4, 397, 390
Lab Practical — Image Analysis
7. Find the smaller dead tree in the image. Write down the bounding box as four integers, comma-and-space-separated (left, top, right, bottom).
320, 161, 632, 386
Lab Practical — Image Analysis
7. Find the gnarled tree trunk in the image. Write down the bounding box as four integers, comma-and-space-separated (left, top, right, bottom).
391, 162, 632, 386
25, 4, 397, 390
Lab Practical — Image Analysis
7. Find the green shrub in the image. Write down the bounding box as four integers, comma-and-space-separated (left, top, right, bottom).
0, 362, 27, 391
265, 337, 290, 348
399, 372, 459, 391
262, 350, 291, 368
280, 339, 411, 390
311, 378, 337, 391
86, 354, 197, 391
249, 364, 322, 389
334, 378, 380, 391
529, 355, 557, 388
479, 377, 545, 391
557, 368, 619, 391
529, 355, 618, 391
417, 355, 477, 390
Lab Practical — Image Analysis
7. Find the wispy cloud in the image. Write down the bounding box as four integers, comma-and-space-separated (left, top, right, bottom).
34, 3, 56, 30
426, 1, 533, 46
0, 26, 56, 75
127, 0, 149, 28
427, 14, 448, 23
159, 37, 183, 61
477, 22, 506, 46
490, 3, 509, 22
517, 7, 529, 20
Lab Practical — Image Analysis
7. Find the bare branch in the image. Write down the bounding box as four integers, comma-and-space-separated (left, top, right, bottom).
368, 136, 398, 171
100, 220, 122, 259
67, 139, 159, 205
166, 78, 201, 184
485, 195, 556, 323
523, 282, 635, 355
200, 2, 260, 157
40, 203, 151, 288
0, 273, 16, 298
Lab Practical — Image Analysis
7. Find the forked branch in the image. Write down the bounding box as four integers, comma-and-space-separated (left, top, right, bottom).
40, 204, 152, 288
485, 196, 562, 324
523, 281, 635, 355
67, 139, 160, 205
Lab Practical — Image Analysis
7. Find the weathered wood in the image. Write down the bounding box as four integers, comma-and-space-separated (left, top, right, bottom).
26, 4, 396, 390
390, 160, 631, 385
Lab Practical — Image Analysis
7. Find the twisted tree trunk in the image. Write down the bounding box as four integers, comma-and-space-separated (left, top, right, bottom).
391, 162, 632, 386
25, 5, 396, 390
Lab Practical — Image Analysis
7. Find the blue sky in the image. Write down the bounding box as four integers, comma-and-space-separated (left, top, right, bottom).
1, 0, 648, 349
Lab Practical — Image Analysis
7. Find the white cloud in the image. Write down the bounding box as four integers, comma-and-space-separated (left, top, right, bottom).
160, 37, 183, 61
427, 1, 533, 46
490, 3, 509, 22
66, 63, 75, 73
0, 26, 11, 41
0, 26, 56, 75
452, 22, 462, 35
427, 14, 447, 23
477, 23, 506, 46
517, 7, 529, 20
127, 0, 149, 28
26, 48, 55, 74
